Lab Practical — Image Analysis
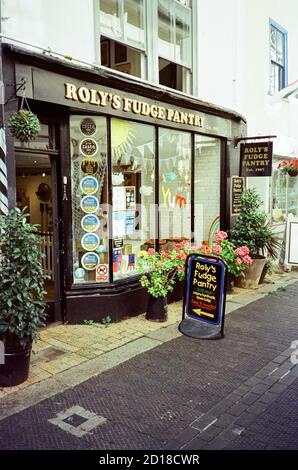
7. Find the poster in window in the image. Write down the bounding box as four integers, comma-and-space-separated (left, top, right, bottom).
113, 187, 126, 211
125, 186, 136, 209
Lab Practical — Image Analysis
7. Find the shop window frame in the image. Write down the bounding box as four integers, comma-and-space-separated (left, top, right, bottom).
66, 112, 227, 289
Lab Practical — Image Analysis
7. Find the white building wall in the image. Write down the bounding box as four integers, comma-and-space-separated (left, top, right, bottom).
1, 0, 95, 63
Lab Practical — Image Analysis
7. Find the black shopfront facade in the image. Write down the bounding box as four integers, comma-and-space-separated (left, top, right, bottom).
2, 44, 246, 324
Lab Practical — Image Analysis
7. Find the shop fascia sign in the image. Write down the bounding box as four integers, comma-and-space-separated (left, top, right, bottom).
64, 82, 204, 128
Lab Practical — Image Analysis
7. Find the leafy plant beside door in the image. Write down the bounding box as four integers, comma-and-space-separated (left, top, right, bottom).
0, 208, 47, 387
229, 188, 281, 288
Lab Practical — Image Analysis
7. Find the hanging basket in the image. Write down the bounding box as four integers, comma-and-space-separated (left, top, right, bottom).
8, 109, 41, 143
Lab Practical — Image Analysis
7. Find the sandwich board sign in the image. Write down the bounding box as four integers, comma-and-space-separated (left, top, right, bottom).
179, 253, 227, 340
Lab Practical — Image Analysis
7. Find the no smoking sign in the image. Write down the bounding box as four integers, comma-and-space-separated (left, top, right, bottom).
96, 264, 109, 281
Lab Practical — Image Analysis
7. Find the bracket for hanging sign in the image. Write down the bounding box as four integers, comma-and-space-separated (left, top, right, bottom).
179, 253, 227, 340
234, 135, 277, 148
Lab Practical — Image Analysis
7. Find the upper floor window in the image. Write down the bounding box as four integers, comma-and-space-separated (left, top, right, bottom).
99, 0, 145, 50
270, 20, 287, 94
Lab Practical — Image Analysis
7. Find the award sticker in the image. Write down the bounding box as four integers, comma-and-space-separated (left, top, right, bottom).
81, 214, 100, 232
80, 118, 96, 136
80, 138, 98, 157
80, 176, 99, 195
81, 233, 100, 252
80, 195, 99, 214
81, 158, 99, 175
81, 252, 100, 271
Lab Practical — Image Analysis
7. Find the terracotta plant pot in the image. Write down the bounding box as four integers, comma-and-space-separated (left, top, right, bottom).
146, 295, 168, 322
235, 256, 266, 289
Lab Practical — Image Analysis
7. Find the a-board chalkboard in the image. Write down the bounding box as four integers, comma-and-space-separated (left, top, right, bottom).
179, 254, 227, 339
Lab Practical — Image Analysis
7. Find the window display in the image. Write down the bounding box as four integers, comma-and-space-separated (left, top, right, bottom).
70, 116, 109, 284
194, 135, 221, 245
111, 118, 155, 280
159, 129, 191, 243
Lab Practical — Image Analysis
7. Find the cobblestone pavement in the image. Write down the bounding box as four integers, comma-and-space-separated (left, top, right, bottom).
0, 281, 297, 450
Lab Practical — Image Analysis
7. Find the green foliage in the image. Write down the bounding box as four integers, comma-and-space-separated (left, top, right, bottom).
8, 109, 41, 143
229, 188, 281, 257
102, 316, 112, 327
0, 208, 47, 347
137, 248, 186, 298
83, 319, 96, 326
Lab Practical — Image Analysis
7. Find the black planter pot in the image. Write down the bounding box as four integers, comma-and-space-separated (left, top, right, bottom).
0, 338, 32, 387
146, 295, 168, 322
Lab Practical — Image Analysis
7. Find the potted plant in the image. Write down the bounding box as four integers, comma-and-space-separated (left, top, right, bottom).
277, 159, 298, 177
137, 245, 187, 321
229, 188, 280, 288
0, 208, 47, 387
195, 232, 253, 293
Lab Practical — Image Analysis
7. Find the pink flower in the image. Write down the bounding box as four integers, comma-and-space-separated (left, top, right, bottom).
175, 243, 181, 250
212, 244, 222, 254
177, 252, 186, 260
243, 255, 253, 265
161, 251, 169, 258
214, 231, 228, 243
192, 244, 204, 251
178, 266, 184, 271
236, 257, 243, 265
148, 248, 155, 255
234, 246, 250, 257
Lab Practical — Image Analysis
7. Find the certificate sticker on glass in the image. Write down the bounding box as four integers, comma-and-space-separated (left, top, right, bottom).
80, 118, 96, 136
81, 252, 100, 271
81, 233, 100, 251
81, 158, 99, 175
80, 176, 99, 195
80, 138, 98, 157
80, 195, 99, 214
81, 214, 100, 232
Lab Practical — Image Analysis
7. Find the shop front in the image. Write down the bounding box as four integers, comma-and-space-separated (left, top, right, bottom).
3, 44, 246, 323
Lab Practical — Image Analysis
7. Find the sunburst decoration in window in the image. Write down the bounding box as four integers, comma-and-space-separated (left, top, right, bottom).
111, 119, 136, 162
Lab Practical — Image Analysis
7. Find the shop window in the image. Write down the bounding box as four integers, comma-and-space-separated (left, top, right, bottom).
159, 57, 191, 93
99, 0, 145, 50
159, 129, 191, 243
111, 118, 155, 280
272, 160, 298, 222
269, 20, 287, 94
70, 116, 109, 284
194, 136, 221, 246
100, 37, 145, 79
158, 0, 192, 68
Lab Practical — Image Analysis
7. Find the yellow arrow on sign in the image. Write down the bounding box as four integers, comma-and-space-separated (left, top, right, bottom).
193, 308, 215, 319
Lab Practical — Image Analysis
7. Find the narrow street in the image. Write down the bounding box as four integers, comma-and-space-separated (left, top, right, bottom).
0, 282, 297, 450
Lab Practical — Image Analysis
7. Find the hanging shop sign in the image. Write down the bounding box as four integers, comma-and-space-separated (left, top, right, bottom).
81, 214, 100, 232
80, 176, 99, 195
240, 142, 273, 177
179, 254, 227, 340
96, 263, 109, 281
231, 176, 245, 216
81, 233, 100, 251
80, 138, 98, 157
113, 237, 124, 249
80, 118, 96, 136
81, 252, 100, 271
81, 157, 99, 175
80, 195, 99, 214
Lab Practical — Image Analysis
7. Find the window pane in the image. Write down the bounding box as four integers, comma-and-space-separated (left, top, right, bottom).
100, 0, 122, 40
159, 129, 191, 243
158, 0, 174, 62
159, 57, 191, 93
194, 136, 221, 246
271, 162, 286, 222
124, 0, 145, 49
70, 116, 109, 284
111, 119, 155, 280
287, 171, 298, 217
175, 2, 191, 66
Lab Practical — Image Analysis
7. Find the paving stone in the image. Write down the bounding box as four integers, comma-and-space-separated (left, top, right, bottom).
190, 413, 217, 432
269, 383, 289, 394
198, 425, 223, 442
227, 402, 249, 417
214, 413, 237, 428
240, 392, 260, 405
247, 402, 268, 415
250, 383, 272, 395
257, 392, 278, 405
